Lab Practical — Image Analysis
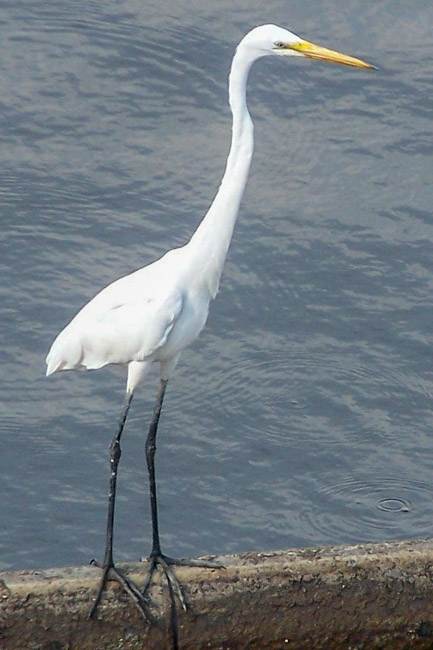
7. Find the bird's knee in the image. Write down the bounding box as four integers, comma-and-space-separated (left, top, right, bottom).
110, 440, 121, 465
145, 440, 156, 462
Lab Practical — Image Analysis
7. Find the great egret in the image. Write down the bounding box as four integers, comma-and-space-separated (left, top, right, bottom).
46, 24, 373, 625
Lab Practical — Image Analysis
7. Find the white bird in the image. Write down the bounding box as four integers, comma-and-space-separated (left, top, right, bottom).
46, 23, 373, 629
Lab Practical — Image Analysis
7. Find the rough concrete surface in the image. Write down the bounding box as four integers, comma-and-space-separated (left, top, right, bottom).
2, 539, 433, 649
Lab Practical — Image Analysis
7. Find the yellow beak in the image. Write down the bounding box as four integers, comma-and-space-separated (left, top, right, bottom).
287, 39, 375, 70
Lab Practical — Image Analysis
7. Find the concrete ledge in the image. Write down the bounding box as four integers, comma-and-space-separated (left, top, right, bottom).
2, 539, 433, 649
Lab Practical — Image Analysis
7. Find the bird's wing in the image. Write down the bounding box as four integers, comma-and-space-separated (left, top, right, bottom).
46, 291, 183, 374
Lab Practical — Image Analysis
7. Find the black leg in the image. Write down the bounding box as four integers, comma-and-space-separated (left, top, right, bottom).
146, 378, 167, 557
104, 393, 133, 568
89, 393, 150, 621
142, 379, 223, 645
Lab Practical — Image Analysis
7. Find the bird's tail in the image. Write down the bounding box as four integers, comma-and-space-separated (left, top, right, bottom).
45, 326, 83, 376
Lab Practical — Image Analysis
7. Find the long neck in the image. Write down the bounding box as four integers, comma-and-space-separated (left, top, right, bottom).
188, 47, 255, 297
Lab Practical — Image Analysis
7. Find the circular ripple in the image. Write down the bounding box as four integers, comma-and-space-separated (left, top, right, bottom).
377, 497, 411, 513
295, 475, 433, 544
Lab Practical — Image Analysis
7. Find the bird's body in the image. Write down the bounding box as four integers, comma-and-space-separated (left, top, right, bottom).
45, 23, 373, 644
46, 246, 208, 391
47, 25, 371, 393
47, 36, 256, 392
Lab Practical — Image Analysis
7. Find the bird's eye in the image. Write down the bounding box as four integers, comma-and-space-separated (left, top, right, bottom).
274, 41, 285, 48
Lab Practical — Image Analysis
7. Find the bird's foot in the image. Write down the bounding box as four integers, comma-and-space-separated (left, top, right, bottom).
89, 558, 152, 622
141, 553, 224, 611
140, 553, 224, 650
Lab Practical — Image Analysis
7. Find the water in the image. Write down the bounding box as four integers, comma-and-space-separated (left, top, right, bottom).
1, 0, 433, 570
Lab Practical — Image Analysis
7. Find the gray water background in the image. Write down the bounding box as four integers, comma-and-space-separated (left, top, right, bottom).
1, 0, 433, 570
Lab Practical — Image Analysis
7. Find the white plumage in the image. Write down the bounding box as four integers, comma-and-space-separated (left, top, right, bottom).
46, 247, 203, 392
45, 25, 373, 627
46, 25, 372, 395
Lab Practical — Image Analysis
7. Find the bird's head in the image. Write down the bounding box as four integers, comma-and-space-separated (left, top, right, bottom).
239, 24, 375, 70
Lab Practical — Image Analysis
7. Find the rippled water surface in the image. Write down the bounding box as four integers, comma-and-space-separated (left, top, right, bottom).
1, 0, 433, 569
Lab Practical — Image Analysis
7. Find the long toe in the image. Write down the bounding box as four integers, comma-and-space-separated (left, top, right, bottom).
162, 554, 225, 569
142, 554, 187, 612
158, 556, 187, 612
142, 553, 224, 611
89, 562, 151, 622
140, 553, 225, 650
